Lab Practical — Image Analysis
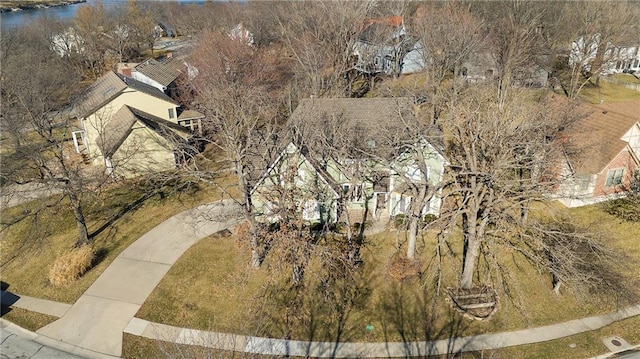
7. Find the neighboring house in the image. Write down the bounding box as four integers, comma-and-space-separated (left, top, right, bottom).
51, 27, 84, 57
353, 16, 418, 76
555, 100, 640, 207
251, 97, 448, 225
130, 58, 183, 97
72, 71, 192, 178
228, 23, 254, 46
570, 35, 640, 75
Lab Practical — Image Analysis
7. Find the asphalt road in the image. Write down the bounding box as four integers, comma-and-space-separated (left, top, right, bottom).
1, 326, 82, 359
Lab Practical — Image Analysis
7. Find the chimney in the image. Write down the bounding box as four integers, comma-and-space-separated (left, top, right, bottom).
122, 67, 132, 77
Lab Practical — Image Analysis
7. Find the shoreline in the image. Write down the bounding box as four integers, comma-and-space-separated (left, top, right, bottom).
0, 0, 86, 13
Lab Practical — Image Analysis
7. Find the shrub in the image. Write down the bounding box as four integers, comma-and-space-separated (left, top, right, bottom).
601, 194, 640, 222
423, 214, 438, 224
393, 214, 407, 228
48, 245, 95, 287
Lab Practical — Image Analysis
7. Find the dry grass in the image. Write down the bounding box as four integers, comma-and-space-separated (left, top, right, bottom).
136, 201, 640, 344
0, 307, 58, 332
48, 245, 95, 287
0, 175, 236, 304
578, 80, 640, 104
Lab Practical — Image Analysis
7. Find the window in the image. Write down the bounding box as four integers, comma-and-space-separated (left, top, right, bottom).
178, 119, 201, 133
168, 108, 175, 119
576, 175, 590, 192
605, 168, 624, 187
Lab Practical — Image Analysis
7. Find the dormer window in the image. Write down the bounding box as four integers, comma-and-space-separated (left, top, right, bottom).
168, 108, 175, 119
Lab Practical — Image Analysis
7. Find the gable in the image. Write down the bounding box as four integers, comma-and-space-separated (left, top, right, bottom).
97, 105, 190, 159
134, 58, 182, 88
251, 143, 340, 198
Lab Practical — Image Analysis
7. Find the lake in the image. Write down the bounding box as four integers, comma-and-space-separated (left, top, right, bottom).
0, 0, 206, 30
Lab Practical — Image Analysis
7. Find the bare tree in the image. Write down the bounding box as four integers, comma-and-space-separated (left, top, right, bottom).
271, 0, 376, 98
181, 29, 288, 268
441, 88, 571, 291
535, 1, 640, 98
1, 25, 105, 248
410, 2, 485, 120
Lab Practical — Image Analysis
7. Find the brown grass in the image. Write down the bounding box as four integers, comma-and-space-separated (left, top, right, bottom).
0, 175, 236, 304
48, 245, 95, 287
136, 201, 640, 344
0, 307, 58, 332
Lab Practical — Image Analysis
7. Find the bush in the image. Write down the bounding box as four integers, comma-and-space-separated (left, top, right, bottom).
423, 214, 438, 224
48, 245, 95, 287
601, 195, 640, 222
393, 214, 407, 228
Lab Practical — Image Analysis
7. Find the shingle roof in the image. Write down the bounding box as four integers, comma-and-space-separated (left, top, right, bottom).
117, 73, 177, 105
74, 71, 128, 119
134, 58, 183, 87
289, 97, 441, 154
75, 71, 177, 119
177, 109, 205, 121
291, 97, 415, 129
567, 101, 639, 175
97, 106, 138, 158
97, 105, 190, 158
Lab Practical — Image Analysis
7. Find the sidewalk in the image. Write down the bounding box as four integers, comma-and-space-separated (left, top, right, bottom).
34, 200, 243, 357
123, 304, 640, 358
1, 198, 639, 358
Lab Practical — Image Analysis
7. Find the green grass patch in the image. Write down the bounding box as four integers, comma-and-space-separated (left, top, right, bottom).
611, 73, 640, 85
484, 315, 640, 359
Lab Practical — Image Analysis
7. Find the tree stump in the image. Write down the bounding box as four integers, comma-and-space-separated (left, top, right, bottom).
446, 286, 498, 320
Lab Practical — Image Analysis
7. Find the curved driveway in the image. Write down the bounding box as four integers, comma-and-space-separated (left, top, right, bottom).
36, 200, 243, 357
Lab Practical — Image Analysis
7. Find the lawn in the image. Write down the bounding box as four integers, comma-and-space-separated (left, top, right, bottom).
133, 200, 640, 349
0, 175, 235, 307
578, 79, 640, 104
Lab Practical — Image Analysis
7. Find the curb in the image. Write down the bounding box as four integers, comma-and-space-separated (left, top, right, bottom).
0, 318, 120, 359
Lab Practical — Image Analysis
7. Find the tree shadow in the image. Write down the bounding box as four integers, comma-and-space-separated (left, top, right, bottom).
88, 192, 157, 240
378, 281, 471, 358
0, 282, 18, 317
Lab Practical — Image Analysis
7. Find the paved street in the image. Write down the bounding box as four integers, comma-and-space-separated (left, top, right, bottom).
1, 324, 82, 359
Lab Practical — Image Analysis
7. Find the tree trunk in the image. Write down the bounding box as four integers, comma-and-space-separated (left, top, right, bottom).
460, 236, 480, 290
460, 209, 479, 290
69, 191, 90, 247
235, 157, 261, 268
407, 186, 429, 260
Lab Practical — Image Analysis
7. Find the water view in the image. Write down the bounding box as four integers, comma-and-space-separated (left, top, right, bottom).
0, 0, 205, 29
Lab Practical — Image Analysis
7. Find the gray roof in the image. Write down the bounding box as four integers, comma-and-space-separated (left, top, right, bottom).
97, 106, 138, 158
75, 71, 177, 119
291, 97, 416, 127
289, 97, 440, 157
74, 71, 128, 119
135, 58, 182, 87
97, 105, 191, 158
177, 109, 205, 121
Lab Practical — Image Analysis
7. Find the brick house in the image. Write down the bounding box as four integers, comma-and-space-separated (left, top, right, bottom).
556, 100, 640, 207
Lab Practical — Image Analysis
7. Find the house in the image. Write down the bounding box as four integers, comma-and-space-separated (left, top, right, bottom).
570, 35, 640, 75
129, 58, 183, 97
251, 142, 341, 224
555, 100, 640, 207
72, 71, 193, 178
228, 23, 254, 46
352, 16, 418, 76
251, 97, 448, 225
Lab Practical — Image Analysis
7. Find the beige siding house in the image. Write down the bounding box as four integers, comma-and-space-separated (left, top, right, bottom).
73, 71, 190, 178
